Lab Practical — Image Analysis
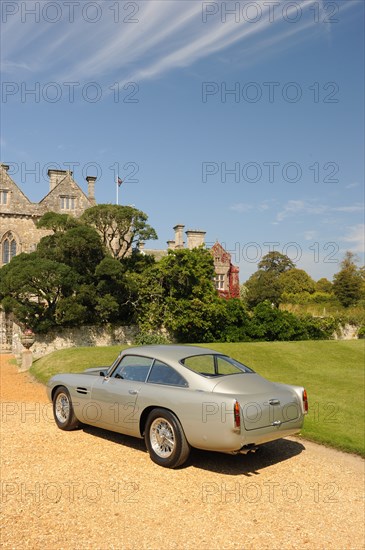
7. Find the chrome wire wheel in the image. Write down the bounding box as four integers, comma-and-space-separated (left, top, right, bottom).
149, 417, 175, 458
52, 386, 79, 431
55, 392, 70, 424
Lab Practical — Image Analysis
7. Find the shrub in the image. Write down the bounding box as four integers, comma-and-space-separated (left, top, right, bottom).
134, 331, 171, 345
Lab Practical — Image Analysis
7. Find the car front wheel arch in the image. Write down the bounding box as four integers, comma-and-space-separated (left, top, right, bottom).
52, 385, 80, 431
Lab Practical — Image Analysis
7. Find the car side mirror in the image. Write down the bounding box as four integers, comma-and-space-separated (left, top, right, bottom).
99, 371, 106, 377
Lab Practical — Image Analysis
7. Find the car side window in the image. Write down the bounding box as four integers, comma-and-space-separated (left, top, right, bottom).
182, 355, 215, 375
147, 360, 188, 387
112, 355, 153, 382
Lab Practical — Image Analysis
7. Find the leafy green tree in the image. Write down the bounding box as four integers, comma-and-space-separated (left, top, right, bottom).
244, 252, 296, 308
258, 251, 295, 273
239, 284, 248, 302
333, 252, 362, 307
164, 297, 227, 343
245, 270, 283, 308
316, 278, 333, 293
134, 263, 166, 332
0, 253, 76, 331
95, 256, 137, 323
55, 296, 89, 326
279, 268, 315, 295
158, 248, 217, 300
81, 204, 157, 260
135, 248, 229, 342
36, 212, 80, 233
358, 266, 365, 300
37, 225, 104, 281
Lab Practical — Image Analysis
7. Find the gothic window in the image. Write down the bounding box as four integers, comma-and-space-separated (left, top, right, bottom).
214, 274, 225, 290
60, 196, 76, 210
0, 190, 9, 205
1, 232, 17, 264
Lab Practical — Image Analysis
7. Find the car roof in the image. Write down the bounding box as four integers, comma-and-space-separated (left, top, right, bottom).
121, 345, 224, 363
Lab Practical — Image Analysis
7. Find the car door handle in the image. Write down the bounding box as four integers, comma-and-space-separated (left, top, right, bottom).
269, 399, 280, 405
128, 389, 139, 395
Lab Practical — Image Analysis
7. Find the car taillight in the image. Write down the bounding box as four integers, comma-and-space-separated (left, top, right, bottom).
234, 400, 241, 428
303, 389, 308, 413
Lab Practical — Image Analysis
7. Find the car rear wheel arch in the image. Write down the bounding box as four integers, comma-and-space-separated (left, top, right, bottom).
143, 407, 191, 468
140, 405, 184, 437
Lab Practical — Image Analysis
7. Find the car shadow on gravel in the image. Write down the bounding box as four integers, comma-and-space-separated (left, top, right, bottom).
81, 424, 147, 452
81, 424, 305, 475
189, 438, 306, 475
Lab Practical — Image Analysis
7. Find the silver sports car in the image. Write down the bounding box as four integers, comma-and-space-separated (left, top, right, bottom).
47, 345, 308, 468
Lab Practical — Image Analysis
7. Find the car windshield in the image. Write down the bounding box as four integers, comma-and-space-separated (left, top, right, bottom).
180, 354, 254, 377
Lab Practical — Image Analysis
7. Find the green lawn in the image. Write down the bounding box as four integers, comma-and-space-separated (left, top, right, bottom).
31, 340, 365, 457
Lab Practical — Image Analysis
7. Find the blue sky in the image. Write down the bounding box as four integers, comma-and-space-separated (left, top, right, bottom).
1, 0, 364, 281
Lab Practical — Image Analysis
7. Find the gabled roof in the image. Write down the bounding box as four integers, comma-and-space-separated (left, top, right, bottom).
0, 164, 32, 205
210, 241, 232, 264
38, 171, 90, 205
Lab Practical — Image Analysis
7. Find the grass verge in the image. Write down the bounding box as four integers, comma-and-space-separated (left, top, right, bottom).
31, 340, 364, 457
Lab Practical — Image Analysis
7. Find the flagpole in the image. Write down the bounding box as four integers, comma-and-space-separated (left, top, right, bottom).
116, 176, 119, 205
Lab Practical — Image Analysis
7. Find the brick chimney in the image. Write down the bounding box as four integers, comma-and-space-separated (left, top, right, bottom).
173, 224, 185, 249
86, 176, 96, 205
1, 164, 9, 172
48, 169, 69, 192
186, 230, 206, 250
167, 240, 176, 250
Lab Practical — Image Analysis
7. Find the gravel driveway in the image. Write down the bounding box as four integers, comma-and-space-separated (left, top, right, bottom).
1, 355, 364, 550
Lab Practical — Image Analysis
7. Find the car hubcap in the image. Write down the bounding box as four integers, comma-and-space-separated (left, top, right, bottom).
55, 393, 70, 423
150, 418, 175, 458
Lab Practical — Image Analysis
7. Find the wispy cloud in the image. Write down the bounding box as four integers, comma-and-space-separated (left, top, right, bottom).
276, 200, 364, 222
276, 200, 327, 222
230, 203, 254, 213
304, 230, 318, 241
230, 199, 277, 213
333, 204, 364, 213
1, 0, 357, 83
341, 224, 365, 254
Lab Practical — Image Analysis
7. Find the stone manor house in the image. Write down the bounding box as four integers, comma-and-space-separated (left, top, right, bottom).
0, 164, 239, 298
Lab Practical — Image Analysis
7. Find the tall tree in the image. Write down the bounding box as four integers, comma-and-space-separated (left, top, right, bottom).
333, 251, 362, 307
81, 204, 157, 260
258, 251, 295, 274
135, 248, 229, 341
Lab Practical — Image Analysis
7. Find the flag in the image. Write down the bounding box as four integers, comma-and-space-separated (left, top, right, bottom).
117, 177, 123, 187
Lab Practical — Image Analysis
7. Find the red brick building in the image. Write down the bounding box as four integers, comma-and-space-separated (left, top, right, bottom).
210, 242, 240, 299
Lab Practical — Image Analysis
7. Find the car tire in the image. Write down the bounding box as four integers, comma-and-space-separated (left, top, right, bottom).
52, 386, 79, 431
145, 408, 190, 468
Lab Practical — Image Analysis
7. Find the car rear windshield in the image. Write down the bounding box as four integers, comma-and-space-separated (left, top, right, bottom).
180, 354, 254, 377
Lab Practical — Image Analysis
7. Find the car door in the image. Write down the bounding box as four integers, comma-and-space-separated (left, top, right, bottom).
89, 355, 153, 436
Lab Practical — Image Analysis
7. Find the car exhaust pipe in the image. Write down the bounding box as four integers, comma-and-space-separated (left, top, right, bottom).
239, 445, 259, 455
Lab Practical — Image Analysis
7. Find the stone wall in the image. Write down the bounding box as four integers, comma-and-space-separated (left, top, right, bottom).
333, 323, 360, 340
0, 312, 138, 359
28, 325, 139, 359
0, 215, 50, 257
